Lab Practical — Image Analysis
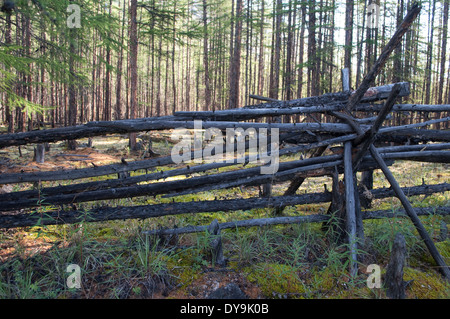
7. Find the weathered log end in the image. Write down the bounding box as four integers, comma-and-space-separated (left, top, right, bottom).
384, 232, 407, 299
207, 219, 226, 267
33, 144, 45, 164
67, 140, 77, 151
358, 182, 374, 209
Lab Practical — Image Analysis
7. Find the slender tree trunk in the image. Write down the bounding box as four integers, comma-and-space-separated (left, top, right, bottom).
412, 12, 421, 102
424, 0, 436, 105
115, 0, 126, 120
258, 0, 265, 96
228, 0, 235, 107
164, 40, 170, 115
438, 0, 449, 105
344, 0, 354, 89
249, 2, 255, 105
172, 0, 177, 114
96, 44, 101, 121
297, 3, 306, 98
104, 49, 111, 121
317, 0, 324, 95
150, 0, 156, 115
67, 29, 78, 150
185, 30, 191, 111
269, 0, 282, 100
184, 48, 190, 112
103, 0, 112, 122
244, 1, 250, 106
156, 36, 162, 115
24, 13, 33, 132
364, 0, 376, 78
404, 7, 414, 99
203, 0, 211, 110
308, 0, 318, 97
329, 0, 335, 93
285, 0, 294, 101
355, 1, 367, 88
91, 34, 97, 122
5, 13, 13, 133
129, 0, 138, 150
229, 0, 243, 108
50, 81, 55, 128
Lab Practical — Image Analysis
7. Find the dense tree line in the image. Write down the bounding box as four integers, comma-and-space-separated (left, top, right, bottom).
0, 0, 449, 138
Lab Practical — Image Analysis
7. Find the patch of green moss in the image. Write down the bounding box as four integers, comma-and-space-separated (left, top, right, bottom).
403, 267, 450, 299
244, 263, 307, 298
413, 240, 450, 267
170, 264, 199, 289
302, 267, 364, 298
433, 240, 450, 264
164, 248, 202, 289
308, 267, 338, 292
94, 227, 115, 238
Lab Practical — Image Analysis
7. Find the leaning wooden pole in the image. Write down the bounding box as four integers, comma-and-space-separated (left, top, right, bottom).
369, 145, 450, 280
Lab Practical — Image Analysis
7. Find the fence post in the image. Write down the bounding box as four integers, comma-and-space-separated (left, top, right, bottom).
207, 219, 226, 267
34, 144, 45, 163
385, 233, 407, 299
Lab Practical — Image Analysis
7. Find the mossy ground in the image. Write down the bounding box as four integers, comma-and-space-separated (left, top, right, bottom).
0, 134, 449, 299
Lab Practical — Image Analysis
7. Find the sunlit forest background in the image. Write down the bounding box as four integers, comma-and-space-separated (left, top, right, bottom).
0, 0, 449, 132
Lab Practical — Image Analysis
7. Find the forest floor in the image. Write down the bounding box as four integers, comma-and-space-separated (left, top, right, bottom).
0, 132, 449, 299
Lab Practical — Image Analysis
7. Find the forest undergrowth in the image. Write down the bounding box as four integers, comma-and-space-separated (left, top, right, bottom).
0, 134, 449, 299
